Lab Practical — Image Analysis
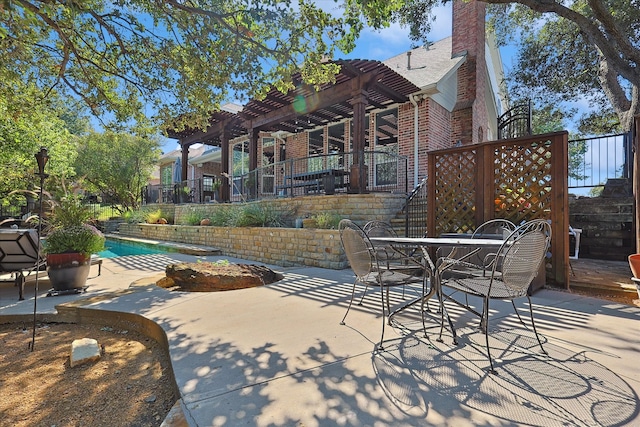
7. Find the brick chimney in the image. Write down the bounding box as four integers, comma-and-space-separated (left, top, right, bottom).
451, 0, 488, 145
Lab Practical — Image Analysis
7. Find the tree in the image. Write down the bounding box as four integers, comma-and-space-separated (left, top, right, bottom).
0, 0, 373, 132
74, 131, 161, 211
0, 82, 79, 206
484, 0, 639, 132
526, 102, 588, 181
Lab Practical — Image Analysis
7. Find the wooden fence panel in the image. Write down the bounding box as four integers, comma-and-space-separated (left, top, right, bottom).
427, 131, 569, 287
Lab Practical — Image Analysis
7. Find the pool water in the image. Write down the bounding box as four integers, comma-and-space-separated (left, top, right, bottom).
98, 239, 167, 258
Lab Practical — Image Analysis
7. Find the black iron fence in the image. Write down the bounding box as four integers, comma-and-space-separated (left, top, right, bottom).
497, 101, 532, 140
568, 132, 632, 193
143, 151, 408, 204
0, 203, 26, 220
85, 204, 122, 221
231, 151, 408, 202
143, 179, 222, 205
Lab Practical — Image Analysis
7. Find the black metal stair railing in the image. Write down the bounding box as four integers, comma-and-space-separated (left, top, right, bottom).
401, 176, 428, 238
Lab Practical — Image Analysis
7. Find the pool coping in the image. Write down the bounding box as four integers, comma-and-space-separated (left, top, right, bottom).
103, 234, 222, 256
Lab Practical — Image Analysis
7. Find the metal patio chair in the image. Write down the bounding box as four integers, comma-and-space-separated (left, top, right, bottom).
339, 219, 427, 349
437, 219, 517, 277
363, 220, 425, 297
435, 219, 551, 373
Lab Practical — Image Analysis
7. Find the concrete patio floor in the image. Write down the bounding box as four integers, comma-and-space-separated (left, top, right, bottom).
1, 251, 639, 426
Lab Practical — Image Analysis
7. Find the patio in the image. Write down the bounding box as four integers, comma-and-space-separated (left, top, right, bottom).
1, 250, 638, 426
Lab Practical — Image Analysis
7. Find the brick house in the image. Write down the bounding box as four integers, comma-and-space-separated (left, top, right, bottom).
160, 0, 506, 202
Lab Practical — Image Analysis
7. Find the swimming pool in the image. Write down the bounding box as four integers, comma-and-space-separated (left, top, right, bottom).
97, 239, 168, 258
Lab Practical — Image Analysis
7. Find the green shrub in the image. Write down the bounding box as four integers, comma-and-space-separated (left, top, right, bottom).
184, 209, 205, 225
210, 206, 235, 226
49, 195, 92, 228
44, 224, 105, 256
231, 203, 294, 227
138, 208, 174, 224
313, 212, 342, 229
123, 209, 148, 224
145, 209, 164, 224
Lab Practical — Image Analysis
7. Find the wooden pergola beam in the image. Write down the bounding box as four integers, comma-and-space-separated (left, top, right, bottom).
179, 116, 242, 146
242, 72, 382, 131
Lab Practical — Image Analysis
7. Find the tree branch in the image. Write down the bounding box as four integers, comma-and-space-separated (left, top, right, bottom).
485, 0, 640, 86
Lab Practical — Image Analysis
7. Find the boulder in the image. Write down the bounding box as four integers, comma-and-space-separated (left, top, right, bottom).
70, 338, 101, 367
163, 262, 283, 292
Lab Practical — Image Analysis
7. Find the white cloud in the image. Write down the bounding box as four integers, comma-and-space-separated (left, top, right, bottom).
338, 3, 453, 61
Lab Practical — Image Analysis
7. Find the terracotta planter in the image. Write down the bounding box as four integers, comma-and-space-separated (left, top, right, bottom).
628, 254, 640, 279
47, 253, 91, 292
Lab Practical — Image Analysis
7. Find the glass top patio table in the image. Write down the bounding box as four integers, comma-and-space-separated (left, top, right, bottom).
369, 236, 506, 321
369, 236, 506, 269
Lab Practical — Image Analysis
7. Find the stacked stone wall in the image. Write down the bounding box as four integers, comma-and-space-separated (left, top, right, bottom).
569, 196, 634, 261
117, 224, 347, 269
171, 194, 405, 226
119, 194, 406, 269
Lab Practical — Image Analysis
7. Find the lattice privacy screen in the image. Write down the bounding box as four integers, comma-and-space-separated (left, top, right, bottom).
427, 132, 569, 286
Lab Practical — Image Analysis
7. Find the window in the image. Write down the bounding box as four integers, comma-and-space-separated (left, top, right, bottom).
203, 175, 215, 192
308, 129, 323, 171
328, 123, 345, 169
374, 108, 398, 186
232, 141, 249, 195
262, 137, 275, 194
161, 166, 172, 186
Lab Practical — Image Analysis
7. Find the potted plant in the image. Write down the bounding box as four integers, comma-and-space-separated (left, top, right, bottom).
43, 196, 105, 292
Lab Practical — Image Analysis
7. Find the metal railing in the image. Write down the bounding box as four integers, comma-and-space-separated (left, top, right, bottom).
143, 177, 223, 205
0, 203, 26, 220
402, 176, 428, 237
497, 101, 532, 140
85, 204, 123, 221
142, 151, 408, 204
231, 151, 409, 201
568, 132, 632, 192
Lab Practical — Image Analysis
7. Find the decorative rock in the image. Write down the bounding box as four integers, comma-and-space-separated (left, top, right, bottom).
157, 218, 168, 224
163, 262, 283, 292
200, 218, 211, 226
70, 338, 101, 367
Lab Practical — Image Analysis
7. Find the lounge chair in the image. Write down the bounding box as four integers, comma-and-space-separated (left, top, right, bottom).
0, 228, 44, 300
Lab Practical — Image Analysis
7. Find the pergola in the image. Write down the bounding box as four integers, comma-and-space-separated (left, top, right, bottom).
167, 59, 421, 202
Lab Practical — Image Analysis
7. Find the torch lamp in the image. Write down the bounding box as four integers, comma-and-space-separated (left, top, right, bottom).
36, 147, 49, 179
30, 147, 48, 351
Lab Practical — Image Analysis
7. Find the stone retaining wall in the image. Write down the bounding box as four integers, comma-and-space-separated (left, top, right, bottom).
117, 194, 406, 269
171, 193, 406, 226
569, 195, 634, 261
118, 223, 347, 269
